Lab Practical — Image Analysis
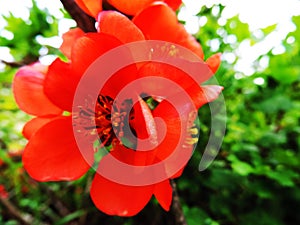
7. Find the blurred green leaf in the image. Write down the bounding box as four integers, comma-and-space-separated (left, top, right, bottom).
55, 210, 86, 225
261, 24, 277, 34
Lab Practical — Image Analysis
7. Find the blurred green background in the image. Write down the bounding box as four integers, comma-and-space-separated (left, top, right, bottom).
0, 0, 299, 224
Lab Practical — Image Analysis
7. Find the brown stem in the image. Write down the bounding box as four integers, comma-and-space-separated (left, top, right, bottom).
0, 53, 39, 68
40, 183, 71, 217
0, 60, 23, 68
170, 179, 188, 225
0, 197, 33, 225
60, 0, 96, 32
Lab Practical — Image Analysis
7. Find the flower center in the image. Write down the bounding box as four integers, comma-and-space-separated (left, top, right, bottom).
73, 95, 132, 149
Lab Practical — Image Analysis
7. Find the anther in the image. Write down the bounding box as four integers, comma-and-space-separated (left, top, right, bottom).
184, 137, 199, 145
189, 127, 199, 135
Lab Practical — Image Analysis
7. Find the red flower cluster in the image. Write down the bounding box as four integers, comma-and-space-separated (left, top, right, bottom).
13, 0, 223, 216
0, 185, 8, 199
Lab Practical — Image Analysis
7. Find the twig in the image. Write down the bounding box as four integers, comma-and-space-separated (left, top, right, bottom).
60, 0, 96, 32
170, 179, 188, 225
0, 54, 39, 67
40, 183, 71, 217
0, 197, 33, 225
0, 59, 26, 68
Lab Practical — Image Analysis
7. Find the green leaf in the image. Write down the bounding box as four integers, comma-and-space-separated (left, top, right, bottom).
184, 207, 220, 225
266, 168, 299, 187
262, 24, 277, 34
228, 155, 254, 176
54, 210, 86, 225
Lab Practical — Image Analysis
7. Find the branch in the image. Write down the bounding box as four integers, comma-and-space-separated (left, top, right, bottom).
60, 0, 96, 32
170, 179, 188, 225
0, 60, 24, 68
0, 55, 38, 67
0, 197, 33, 225
40, 184, 71, 217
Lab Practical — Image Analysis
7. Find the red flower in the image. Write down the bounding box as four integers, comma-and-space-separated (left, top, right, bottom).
107, 0, 182, 15
132, 3, 204, 58
75, 0, 103, 17
13, 10, 222, 216
0, 185, 8, 199
75, 0, 182, 16
79, 1, 204, 59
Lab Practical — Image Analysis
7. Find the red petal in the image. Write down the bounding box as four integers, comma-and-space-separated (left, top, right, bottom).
23, 117, 92, 181
75, 0, 102, 17
165, 0, 182, 11
171, 167, 185, 179
71, 33, 123, 76
0, 185, 8, 199
131, 97, 158, 151
123, 97, 158, 166
138, 61, 221, 109
60, 28, 84, 59
107, 0, 155, 15
23, 117, 57, 140
13, 63, 62, 116
153, 100, 192, 160
138, 61, 215, 107
96, 144, 157, 187
187, 85, 223, 109
103, 143, 154, 168
206, 53, 221, 73
97, 11, 144, 43
138, 59, 220, 109
154, 180, 173, 211
100, 64, 139, 99
151, 99, 195, 178
90, 172, 154, 216
133, 3, 204, 59
75, 0, 91, 16
202, 85, 223, 102
44, 59, 78, 112
137, 62, 196, 97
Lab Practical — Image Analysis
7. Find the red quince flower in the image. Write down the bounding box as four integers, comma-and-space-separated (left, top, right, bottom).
75, 0, 103, 17
107, 0, 182, 15
13, 10, 222, 216
75, 1, 202, 58
95, 3, 204, 58
75, 0, 182, 16
0, 185, 8, 199
132, 2, 204, 58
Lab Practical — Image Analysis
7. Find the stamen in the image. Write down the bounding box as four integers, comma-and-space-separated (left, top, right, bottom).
189, 127, 199, 135
187, 111, 197, 127
73, 95, 115, 147
111, 111, 127, 141
183, 116, 199, 148
74, 94, 134, 150
184, 137, 199, 145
